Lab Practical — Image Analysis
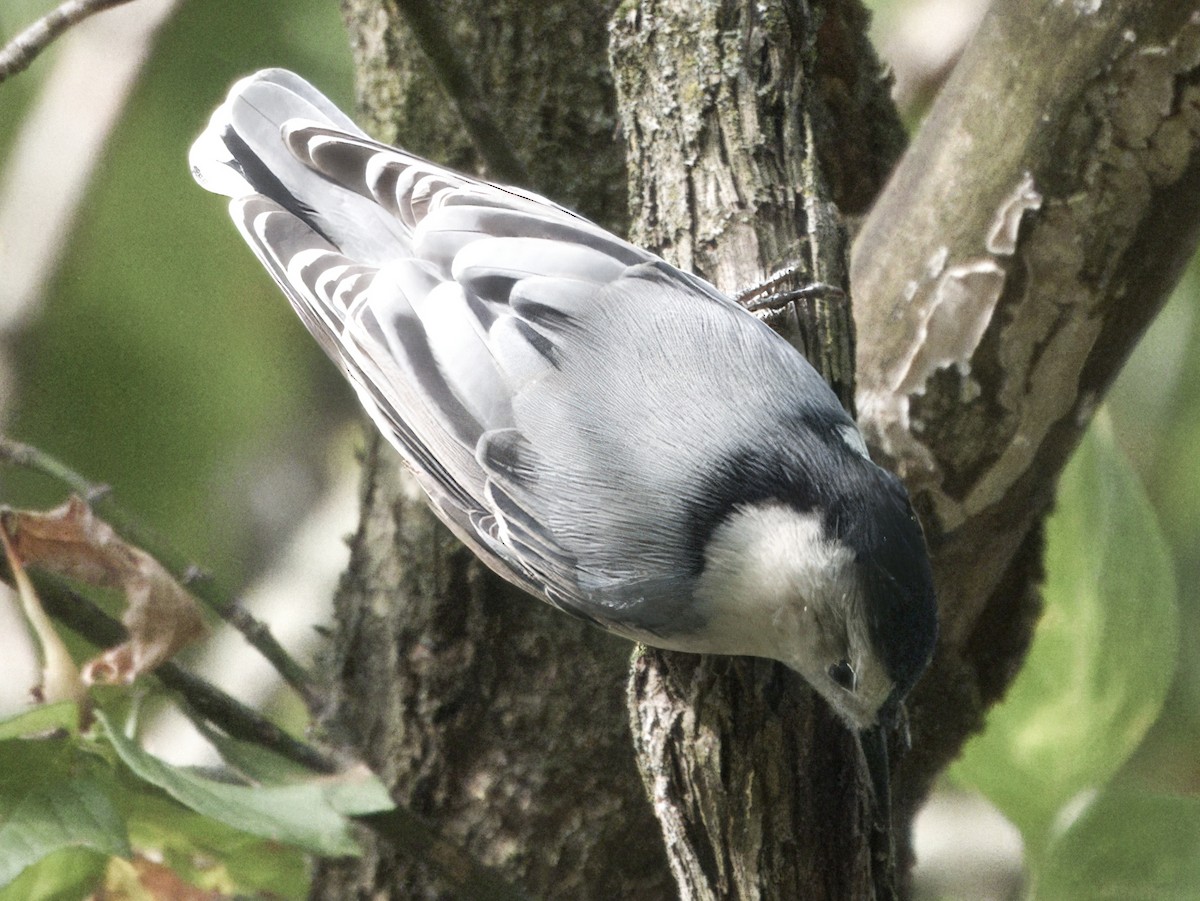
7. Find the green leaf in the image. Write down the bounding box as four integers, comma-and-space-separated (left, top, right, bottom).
198, 724, 320, 785
1037, 791, 1200, 899
0, 702, 79, 740
321, 765, 398, 817
0, 739, 128, 890
952, 414, 1179, 859
119, 785, 309, 900
0, 847, 108, 901
98, 711, 391, 857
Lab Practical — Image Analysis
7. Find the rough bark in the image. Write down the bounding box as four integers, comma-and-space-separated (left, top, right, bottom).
851, 0, 1200, 824
610, 1, 908, 898
311, 2, 672, 899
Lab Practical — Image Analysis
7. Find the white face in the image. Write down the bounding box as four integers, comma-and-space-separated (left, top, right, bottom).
690, 502, 895, 730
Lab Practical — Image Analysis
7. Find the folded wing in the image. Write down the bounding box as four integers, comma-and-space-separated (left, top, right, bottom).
190, 69, 844, 638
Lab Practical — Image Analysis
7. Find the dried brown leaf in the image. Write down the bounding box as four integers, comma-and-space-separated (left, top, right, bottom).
1, 495, 208, 682
95, 855, 229, 901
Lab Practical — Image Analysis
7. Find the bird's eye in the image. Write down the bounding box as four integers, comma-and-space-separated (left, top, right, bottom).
828, 660, 856, 691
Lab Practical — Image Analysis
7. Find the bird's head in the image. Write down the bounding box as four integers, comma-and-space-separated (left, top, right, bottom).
691, 426, 938, 732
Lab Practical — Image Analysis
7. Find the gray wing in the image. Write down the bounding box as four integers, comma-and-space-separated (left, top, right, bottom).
190, 69, 849, 639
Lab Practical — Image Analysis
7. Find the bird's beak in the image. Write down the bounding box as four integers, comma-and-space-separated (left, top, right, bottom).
860, 696, 908, 900
859, 723, 891, 829
859, 725, 896, 900
861, 693, 907, 825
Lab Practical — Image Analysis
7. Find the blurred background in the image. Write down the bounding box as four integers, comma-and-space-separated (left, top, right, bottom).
0, 0, 359, 757
0, 1, 1195, 898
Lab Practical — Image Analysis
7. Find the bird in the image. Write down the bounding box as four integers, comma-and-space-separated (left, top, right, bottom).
190, 69, 938, 747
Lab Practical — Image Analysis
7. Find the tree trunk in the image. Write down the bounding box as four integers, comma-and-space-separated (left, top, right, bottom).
610, 1, 908, 897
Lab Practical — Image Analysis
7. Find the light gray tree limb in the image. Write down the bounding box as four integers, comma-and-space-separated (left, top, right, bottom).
0, 0, 136, 84
853, 0, 1200, 819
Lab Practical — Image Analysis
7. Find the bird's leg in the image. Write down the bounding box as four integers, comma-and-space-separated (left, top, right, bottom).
735, 266, 847, 314
736, 267, 856, 408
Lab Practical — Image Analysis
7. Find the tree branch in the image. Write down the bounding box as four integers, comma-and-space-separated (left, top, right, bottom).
0, 434, 320, 707
0, 0, 136, 84
391, 0, 529, 183
2, 564, 337, 772
851, 0, 1200, 817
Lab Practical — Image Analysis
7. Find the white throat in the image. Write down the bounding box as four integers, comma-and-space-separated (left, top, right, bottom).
689, 503, 859, 666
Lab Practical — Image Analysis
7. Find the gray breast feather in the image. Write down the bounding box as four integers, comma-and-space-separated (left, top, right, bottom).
192, 69, 850, 638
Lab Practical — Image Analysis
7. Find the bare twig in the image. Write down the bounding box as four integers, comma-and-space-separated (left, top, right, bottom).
1, 562, 338, 772
0, 0, 137, 84
0, 434, 320, 706
393, 0, 529, 184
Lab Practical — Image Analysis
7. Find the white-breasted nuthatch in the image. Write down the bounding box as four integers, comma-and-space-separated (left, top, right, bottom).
190, 69, 938, 794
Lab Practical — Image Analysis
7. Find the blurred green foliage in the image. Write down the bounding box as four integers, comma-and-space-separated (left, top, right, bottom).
946, 254, 1200, 900
0, 714, 128, 893
953, 415, 1180, 877
2, 0, 356, 591
0, 701, 392, 899
1109, 263, 1200, 790
1039, 790, 1200, 899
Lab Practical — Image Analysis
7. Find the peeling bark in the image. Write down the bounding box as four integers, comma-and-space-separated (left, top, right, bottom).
852, 0, 1200, 818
